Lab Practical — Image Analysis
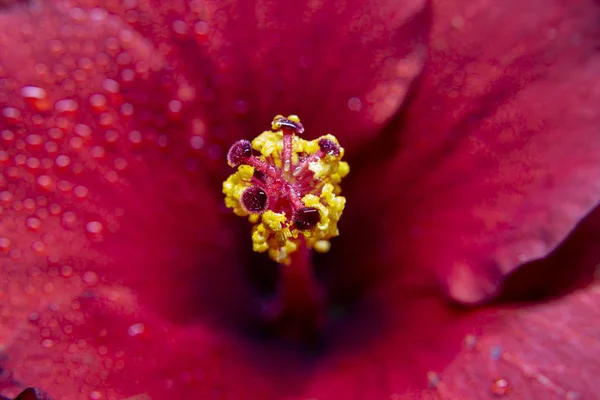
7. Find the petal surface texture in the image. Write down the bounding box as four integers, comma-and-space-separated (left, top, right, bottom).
358, 0, 600, 303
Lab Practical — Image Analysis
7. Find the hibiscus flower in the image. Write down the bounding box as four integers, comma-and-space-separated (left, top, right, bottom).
0, 0, 599, 399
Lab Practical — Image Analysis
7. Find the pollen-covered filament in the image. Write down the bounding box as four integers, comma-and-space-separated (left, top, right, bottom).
223, 115, 349, 264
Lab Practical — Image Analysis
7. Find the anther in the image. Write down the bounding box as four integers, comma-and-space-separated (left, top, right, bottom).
272, 115, 305, 135
227, 139, 253, 167
240, 186, 268, 214
318, 138, 340, 156
294, 207, 321, 230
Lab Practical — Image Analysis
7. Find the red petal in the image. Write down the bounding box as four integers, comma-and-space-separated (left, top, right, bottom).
300, 202, 600, 399
66, 0, 428, 150
358, 0, 600, 303
0, 3, 241, 398
421, 281, 600, 399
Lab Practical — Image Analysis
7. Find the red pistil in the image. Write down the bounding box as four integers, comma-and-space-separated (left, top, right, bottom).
223, 115, 349, 338
266, 239, 325, 341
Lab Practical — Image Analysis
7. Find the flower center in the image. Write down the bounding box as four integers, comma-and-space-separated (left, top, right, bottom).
223, 115, 349, 265
223, 115, 349, 340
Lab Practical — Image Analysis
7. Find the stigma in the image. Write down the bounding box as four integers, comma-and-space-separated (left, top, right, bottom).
223, 115, 349, 264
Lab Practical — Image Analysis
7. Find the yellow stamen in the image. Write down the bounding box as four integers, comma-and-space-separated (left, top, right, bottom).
222, 115, 349, 264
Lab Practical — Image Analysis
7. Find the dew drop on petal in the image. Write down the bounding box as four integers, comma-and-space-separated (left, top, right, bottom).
167, 99, 183, 120
26, 134, 44, 147
190, 136, 204, 150
2, 107, 21, 124
90, 390, 102, 400
0, 237, 11, 253
55, 98, 79, 115
37, 175, 54, 191
73, 185, 89, 200
128, 130, 142, 144
86, 221, 103, 237
31, 240, 46, 254
1, 129, 15, 144
74, 123, 92, 138
347, 96, 362, 112
172, 19, 189, 37
491, 378, 510, 396
82, 271, 98, 285
90, 146, 106, 159
42, 282, 54, 293
490, 345, 503, 361
128, 322, 145, 337
57, 180, 74, 194
102, 78, 120, 94
21, 85, 51, 112
120, 103, 134, 117
89, 93, 107, 112
61, 265, 73, 277
61, 211, 77, 229
0, 191, 11, 205
464, 334, 477, 350
55, 154, 71, 168
427, 371, 441, 388
25, 217, 42, 232
194, 21, 209, 42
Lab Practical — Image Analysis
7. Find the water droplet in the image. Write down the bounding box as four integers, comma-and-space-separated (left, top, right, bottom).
57, 180, 74, 194
90, 146, 106, 159
491, 378, 510, 396
25, 217, 42, 231
25, 157, 41, 171
37, 175, 54, 191
172, 19, 188, 35
128, 322, 145, 337
21, 86, 51, 112
427, 371, 441, 388
128, 130, 142, 144
1, 129, 15, 144
0, 237, 11, 253
44, 141, 58, 154
23, 198, 36, 211
114, 158, 127, 170
89, 93, 107, 112
55, 99, 79, 115
82, 271, 98, 285
55, 154, 71, 169
490, 345, 503, 361
566, 391, 581, 400
347, 96, 362, 112
47, 129, 63, 142
74, 123, 92, 138
194, 21, 209, 42
120, 103, 134, 117
26, 134, 43, 147
0, 190, 13, 205
73, 185, 89, 200
31, 240, 46, 254
190, 136, 204, 150
167, 99, 183, 120
102, 78, 120, 94
464, 334, 477, 350
61, 211, 77, 228
2, 107, 21, 124
86, 221, 103, 234
42, 282, 54, 293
